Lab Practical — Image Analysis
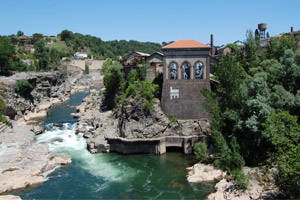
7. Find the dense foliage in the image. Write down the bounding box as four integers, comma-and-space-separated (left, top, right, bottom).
193, 141, 207, 162
102, 60, 124, 110
58, 30, 161, 59
15, 79, 33, 99
0, 30, 161, 76
262, 111, 300, 198
206, 32, 300, 197
101, 59, 159, 115
0, 36, 27, 75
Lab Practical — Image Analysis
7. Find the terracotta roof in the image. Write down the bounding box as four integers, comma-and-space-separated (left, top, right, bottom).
162, 40, 209, 49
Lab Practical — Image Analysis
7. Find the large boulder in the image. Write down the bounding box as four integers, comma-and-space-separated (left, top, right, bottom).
187, 163, 226, 183
0, 195, 22, 200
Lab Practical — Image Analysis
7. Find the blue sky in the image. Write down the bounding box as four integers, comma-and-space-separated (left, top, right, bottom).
1, 0, 299, 45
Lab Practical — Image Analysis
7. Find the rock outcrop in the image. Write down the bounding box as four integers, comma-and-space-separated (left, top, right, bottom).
0, 121, 71, 194
0, 195, 22, 200
186, 162, 279, 200
117, 97, 210, 139
187, 163, 226, 183
0, 70, 103, 125
0, 71, 71, 123
75, 90, 210, 154
206, 167, 278, 200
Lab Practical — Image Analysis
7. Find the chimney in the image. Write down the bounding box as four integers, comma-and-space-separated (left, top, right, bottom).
210, 34, 214, 56
290, 26, 294, 36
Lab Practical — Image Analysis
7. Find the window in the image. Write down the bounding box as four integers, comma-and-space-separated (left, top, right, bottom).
181, 61, 191, 79
169, 62, 178, 80
194, 61, 204, 79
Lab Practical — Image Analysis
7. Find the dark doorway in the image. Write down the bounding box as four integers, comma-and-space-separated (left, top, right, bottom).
166, 146, 183, 153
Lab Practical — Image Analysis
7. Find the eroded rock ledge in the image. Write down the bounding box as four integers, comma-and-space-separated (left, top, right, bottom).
186, 163, 279, 200
75, 90, 211, 154
0, 122, 71, 194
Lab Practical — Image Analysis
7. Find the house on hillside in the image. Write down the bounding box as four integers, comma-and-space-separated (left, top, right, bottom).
123, 51, 163, 80
123, 51, 150, 66
146, 52, 164, 78
74, 52, 88, 59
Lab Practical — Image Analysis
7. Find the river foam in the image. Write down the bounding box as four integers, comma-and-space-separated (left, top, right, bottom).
37, 123, 134, 182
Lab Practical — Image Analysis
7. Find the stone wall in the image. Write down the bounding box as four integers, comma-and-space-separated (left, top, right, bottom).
161, 80, 210, 119
161, 48, 211, 119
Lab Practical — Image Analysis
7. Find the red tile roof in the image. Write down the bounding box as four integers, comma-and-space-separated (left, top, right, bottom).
162, 40, 209, 49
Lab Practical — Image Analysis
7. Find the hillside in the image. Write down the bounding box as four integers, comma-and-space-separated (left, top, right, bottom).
0, 31, 162, 75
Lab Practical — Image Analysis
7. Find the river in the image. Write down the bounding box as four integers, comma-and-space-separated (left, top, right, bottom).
15, 91, 213, 199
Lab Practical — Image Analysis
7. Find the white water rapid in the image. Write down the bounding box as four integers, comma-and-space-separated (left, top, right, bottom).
36, 123, 134, 182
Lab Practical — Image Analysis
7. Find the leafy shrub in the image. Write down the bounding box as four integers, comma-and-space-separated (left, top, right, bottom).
193, 141, 208, 161
84, 64, 89, 74
123, 80, 158, 115
0, 98, 4, 113
15, 79, 33, 98
169, 115, 177, 125
231, 169, 249, 190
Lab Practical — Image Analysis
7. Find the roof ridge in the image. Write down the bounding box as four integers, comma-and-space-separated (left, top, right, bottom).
162, 39, 209, 49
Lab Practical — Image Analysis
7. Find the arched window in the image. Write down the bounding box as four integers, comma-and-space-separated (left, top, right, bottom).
194, 61, 204, 79
181, 61, 191, 79
169, 62, 178, 80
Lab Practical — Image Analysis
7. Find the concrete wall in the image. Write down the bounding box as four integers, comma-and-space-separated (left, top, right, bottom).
69, 60, 104, 70
106, 135, 205, 154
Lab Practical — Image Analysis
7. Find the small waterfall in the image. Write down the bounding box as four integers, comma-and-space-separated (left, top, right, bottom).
37, 122, 134, 182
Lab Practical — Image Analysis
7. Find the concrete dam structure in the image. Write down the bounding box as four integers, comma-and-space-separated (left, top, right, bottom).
106, 135, 206, 154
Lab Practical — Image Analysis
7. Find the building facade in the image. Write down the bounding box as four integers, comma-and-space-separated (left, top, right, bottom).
161, 40, 211, 119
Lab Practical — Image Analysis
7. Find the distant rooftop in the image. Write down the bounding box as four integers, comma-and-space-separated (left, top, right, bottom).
162, 40, 209, 49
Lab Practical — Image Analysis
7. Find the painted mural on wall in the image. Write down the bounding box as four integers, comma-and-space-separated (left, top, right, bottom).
169, 62, 178, 80
195, 61, 204, 79
181, 62, 191, 79
170, 87, 179, 100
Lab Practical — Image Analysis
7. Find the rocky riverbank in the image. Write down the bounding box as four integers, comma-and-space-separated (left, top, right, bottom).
75, 89, 211, 154
0, 70, 103, 125
0, 70, 103, 197
0, 121, 71, 195
187, 163, 279, 200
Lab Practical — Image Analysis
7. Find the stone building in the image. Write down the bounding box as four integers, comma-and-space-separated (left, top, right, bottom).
161, 40, 211, 119
122, 51, 163, 80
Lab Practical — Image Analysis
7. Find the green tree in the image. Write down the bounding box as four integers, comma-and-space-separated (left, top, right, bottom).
266, 35, 296, 60
270, 85, 295, 111
102, 64, 124, 110
0, 37, 15, 75
277, 49, 300, 93
60, 30, 74, 42
34, 39, 49, 71
17, 30, 24, 37
101, 58, 114, 75
128, 69, 139, 84
215, 54, 246, 110
32, 33, 44, 43
262, 111, 300, 198
243, 30, 260, 73
237, 77, 273, 164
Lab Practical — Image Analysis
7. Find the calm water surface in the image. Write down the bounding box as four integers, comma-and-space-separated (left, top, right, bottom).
15, 91, 213, 199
